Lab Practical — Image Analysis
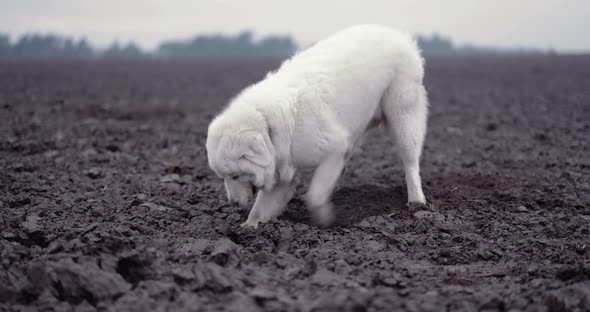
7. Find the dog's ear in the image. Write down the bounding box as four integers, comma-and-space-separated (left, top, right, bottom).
242, 130, 277, 190
244, 132, 273, 167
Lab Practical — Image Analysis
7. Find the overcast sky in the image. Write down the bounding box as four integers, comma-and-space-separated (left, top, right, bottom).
1, 0, 589, 52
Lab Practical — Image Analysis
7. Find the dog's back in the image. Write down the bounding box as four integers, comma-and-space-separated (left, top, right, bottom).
268, 24, 426, 151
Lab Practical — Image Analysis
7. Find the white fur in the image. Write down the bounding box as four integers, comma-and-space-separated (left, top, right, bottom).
206, 24, 429, 229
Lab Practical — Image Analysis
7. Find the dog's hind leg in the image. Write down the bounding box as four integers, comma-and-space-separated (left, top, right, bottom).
382, 79, 428, 204
241, 178, 298, 229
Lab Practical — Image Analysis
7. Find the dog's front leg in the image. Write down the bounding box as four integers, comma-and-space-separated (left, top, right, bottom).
240, 179, 297, 230
305, 148, 348, 226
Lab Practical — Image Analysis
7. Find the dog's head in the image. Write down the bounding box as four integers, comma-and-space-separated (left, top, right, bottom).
206, 123, 276, 207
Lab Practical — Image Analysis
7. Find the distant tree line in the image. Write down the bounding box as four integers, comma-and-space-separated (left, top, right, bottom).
0, 33, 147, 59
0, 31, 297, 60
416, 33, 545, 56
0, 33, 94, 59
0, 31, 546, 60
158, 31, 297, 58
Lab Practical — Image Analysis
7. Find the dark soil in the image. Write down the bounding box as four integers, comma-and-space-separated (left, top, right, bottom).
1, 55, 589, 312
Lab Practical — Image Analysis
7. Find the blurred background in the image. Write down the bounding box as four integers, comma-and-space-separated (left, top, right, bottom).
0, 0, 588, 59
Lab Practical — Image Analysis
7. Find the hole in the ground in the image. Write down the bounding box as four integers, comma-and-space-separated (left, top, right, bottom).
116, 253, 150, 285
282, 184, 406, 227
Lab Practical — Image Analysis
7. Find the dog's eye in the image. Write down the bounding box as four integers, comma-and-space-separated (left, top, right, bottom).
231, 175, 239, 180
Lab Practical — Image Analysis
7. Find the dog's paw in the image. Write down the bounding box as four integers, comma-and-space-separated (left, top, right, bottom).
240, 219, 259, 230
405, 201, 431, 211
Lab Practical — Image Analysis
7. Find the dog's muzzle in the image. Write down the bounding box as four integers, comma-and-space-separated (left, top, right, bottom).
227, 183, 258, 208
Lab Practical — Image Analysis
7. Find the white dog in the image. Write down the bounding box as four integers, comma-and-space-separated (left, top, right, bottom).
206, 24, 428, 229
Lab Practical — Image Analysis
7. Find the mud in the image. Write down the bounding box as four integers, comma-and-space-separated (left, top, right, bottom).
1, 55, 589, 311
